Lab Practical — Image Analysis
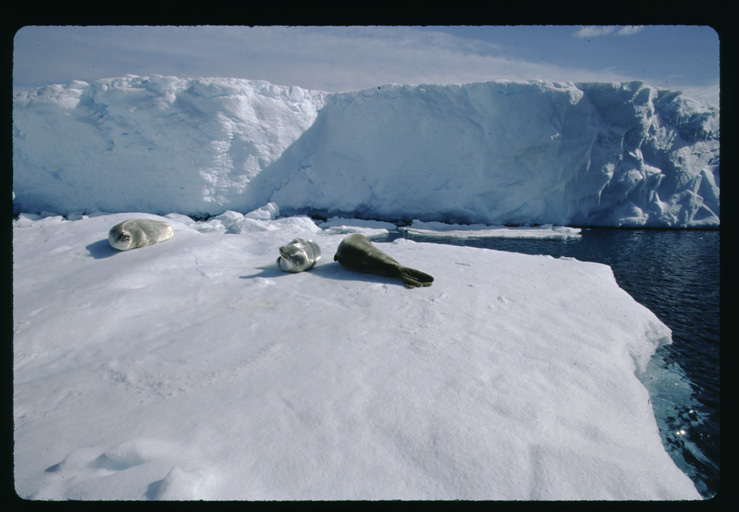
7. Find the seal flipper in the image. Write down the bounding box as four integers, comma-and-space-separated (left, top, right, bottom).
397, 267, 434, 288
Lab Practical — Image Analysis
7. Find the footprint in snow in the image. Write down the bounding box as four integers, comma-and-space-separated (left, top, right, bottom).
39, 438, 211, 500
145, 465, 213, 500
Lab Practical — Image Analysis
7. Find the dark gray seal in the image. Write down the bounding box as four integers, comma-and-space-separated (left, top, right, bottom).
277, 238, 322, 272
108, 218, 174, 251
334, 234, 433, 288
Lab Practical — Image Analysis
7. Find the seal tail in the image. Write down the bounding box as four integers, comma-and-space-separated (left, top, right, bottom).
398, 267, 434, 288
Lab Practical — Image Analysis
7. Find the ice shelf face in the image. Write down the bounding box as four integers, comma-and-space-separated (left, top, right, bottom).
13, 77, 718, 227
12, 76, 327, 217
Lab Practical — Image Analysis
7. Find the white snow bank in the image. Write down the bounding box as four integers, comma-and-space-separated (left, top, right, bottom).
13, 211, 700, 500
13, 76, 718, 227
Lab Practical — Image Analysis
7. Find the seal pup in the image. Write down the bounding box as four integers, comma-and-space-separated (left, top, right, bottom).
277, 238, 322, 272
108, 218, 174, 251
334, 234, 433, 288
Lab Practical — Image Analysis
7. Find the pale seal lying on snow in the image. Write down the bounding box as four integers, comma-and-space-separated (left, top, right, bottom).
108, 218, 174, 251
334, 234, 434, 288
277, 238, 322, 272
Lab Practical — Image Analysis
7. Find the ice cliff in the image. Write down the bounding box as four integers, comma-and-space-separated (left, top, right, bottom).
13, 75, 719, 227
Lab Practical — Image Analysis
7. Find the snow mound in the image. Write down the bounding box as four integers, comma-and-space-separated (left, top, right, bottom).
13, 76, 718, 227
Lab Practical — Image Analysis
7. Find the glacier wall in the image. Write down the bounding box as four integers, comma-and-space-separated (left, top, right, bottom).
12, 76, 327, 217
13, 76, 719, 227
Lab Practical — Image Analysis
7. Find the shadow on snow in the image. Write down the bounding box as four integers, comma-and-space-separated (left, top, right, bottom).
240, 261, 407, 287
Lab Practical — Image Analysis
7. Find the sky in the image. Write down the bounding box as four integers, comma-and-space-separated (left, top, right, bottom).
12, 25, 720, 106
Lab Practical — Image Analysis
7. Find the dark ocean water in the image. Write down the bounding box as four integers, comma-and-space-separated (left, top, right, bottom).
382, 228, 720, 498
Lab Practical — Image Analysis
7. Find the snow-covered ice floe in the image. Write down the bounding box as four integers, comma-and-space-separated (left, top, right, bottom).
13, 210, 700, 500
401, 220, 582, 240
318, 217, 397, 238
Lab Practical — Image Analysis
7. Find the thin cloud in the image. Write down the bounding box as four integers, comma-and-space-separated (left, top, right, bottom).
572, 25, 644, 38
12, 26, 717, 106
616, 26, 644, 36
572, 26, 617, 38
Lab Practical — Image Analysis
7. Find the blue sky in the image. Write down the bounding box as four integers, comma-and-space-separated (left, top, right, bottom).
13, 25, 719, 105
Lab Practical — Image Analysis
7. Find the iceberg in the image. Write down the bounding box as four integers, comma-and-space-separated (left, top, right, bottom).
13, 76, 718, 227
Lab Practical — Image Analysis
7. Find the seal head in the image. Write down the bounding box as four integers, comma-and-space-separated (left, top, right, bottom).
108, 218, 174, 251
277, 238, 322, 272
333, 234, 433, 288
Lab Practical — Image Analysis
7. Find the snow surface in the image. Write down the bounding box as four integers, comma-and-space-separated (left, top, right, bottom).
13, 208, 701, 500
13, 76, 719, 227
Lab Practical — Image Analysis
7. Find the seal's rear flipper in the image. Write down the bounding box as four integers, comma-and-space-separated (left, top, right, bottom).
398, 267, 434, 288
